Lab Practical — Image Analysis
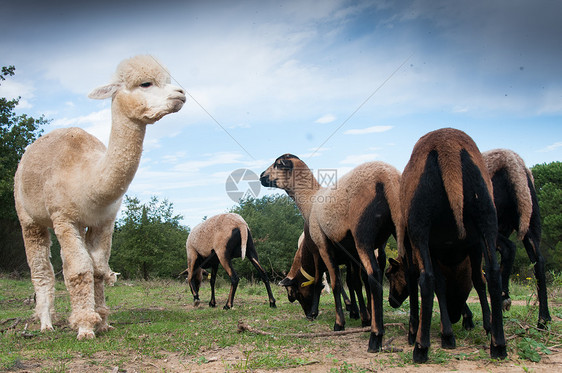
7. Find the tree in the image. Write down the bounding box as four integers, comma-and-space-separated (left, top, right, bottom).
110, 195, 189, 279
0, 66, 49, 273
230, 194, 304, 281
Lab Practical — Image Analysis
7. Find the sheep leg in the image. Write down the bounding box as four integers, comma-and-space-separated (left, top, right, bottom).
461, 303, 475, 330
317, 240, 346, 331
86, 224, 114, 333
345, 264, 362, 321
359, 248, 384, 353
53, 220, 100, 340
21, 222, 55, 332
469, 248, 492, 333
522, 234, 551, 328
412, 241, 434, 364
208, 263, 218, 308
217, 255, 239, 310
433, 262, 455, 349
246, 248, 276, 308
359, 270, 372, 327
187, 258, 202, 306
496, 233, 516, 311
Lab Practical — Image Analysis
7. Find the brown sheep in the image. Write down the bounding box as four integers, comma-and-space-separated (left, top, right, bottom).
387, 128, 506, 363
186, 213, 276, 309
261, 155, 402, 352
283, 231, 370, 325
483, 148, 551, 328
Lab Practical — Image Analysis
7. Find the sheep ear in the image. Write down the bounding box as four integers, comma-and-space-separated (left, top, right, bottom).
278, 159, 294, 170
88, 83, 121, 100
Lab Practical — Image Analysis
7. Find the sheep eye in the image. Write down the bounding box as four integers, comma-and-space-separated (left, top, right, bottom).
140, 82, 153, 88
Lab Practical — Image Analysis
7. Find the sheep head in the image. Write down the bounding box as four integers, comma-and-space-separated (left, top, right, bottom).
385, 257, 409, 308
279, 272, 318, 320
88, 55, 186, 124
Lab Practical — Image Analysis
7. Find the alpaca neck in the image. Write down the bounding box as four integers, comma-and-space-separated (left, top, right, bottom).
91, 107, 146, 205
286, 168, 322, 221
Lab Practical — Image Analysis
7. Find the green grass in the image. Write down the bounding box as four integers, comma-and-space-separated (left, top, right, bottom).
1, 274, 561, 371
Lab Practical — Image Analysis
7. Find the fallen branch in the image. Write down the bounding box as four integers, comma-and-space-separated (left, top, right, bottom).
237, 320, 404, 352
0, 317, 22, 334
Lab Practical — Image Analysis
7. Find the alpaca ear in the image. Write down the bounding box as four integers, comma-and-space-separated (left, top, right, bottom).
88, 83, 122, 100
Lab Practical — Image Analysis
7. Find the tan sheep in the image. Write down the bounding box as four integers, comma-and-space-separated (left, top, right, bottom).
186, 213, 276, 309
483, 148, 550, 328
14, 55, 185, 340
261, 154, 402, 352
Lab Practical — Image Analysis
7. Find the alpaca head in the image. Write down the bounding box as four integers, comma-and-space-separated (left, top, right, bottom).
88, 55, 186, 124
260, 153, 305, 190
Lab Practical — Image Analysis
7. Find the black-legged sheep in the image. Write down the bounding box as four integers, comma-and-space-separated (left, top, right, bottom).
261, 154, 402, 352
386, 128, 506, 363
186, 213, 276, 309
483, 148, 551, 328
283, 231, 369, 324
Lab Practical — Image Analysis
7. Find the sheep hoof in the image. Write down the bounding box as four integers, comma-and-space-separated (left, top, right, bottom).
462, 316, 475, 331
367, 333, 383, 353
194, 299, 201, 307
269, 301, 276, 308
209, 301, 216, 308
413, 344, 428, 364
408, 331, 416, 346
223, 305, 231, 310
490, 343, 507, 360
441, 334, 456, 349
333, 323, 344, 332
502, 297, 512, 311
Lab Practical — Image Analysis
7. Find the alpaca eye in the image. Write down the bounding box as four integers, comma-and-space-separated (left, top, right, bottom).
140, 82, 153, 88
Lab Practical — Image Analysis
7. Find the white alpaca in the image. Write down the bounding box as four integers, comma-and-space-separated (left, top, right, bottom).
14, 55, 185, 340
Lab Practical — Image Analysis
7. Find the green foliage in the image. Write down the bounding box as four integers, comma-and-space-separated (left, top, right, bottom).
229, 194, 304, 281
0, 65, 49, 273
110, 195, 189, 279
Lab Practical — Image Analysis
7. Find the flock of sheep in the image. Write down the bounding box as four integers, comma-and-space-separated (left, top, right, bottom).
13, 55, 550, 363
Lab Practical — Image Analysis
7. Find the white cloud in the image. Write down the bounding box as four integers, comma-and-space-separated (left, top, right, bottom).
340, 153, 379, 165
315, 114, 336, 124
539, 142, 562, 153
344, 125, 393, 135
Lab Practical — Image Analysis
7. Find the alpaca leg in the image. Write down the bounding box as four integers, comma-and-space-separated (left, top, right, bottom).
54, 220, 100, 340
86, 224, 114, 333
21, 222, 55, 332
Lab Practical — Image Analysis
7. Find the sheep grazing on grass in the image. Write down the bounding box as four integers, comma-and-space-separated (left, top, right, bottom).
284, 231, 369, 324
14, 55, 186, 340
483, 148, 551, 328
386, 128, 506, 363
186, 213, 276, 309
261, 155, 402, 352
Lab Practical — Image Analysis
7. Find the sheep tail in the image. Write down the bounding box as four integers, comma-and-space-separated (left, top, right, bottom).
240, 226, 248, 260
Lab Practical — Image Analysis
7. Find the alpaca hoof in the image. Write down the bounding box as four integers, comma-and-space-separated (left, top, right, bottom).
441, 334, 456, 349
77, 328, 96, 340
367, 333, 383, 353
413, 344, 429, 363
40, 324, 54, 332
97, 323, 114, 333
490, 343, 507, 360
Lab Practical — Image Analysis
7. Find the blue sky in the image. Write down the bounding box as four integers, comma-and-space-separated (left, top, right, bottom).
1, 0, 561, 228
